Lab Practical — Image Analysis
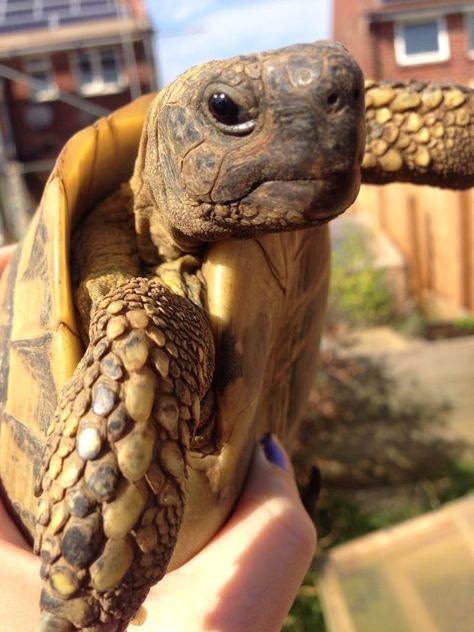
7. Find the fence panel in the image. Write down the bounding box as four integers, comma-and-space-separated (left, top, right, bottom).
351, 184, 474, 316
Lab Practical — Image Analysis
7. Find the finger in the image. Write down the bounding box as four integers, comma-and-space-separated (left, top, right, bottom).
143, 437, 316, 632
0, 243, 17, 276
0, 496, 31, 549
0, 538, 41, 630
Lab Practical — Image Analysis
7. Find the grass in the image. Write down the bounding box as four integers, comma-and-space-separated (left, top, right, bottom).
452, 316, 474, 332
283, 570, 325, 632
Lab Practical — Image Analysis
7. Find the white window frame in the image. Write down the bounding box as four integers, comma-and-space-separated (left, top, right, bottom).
23, 55, 59, 102
394, 16, 450, 66
465, 11, 474, 58
72, 47, 127, 97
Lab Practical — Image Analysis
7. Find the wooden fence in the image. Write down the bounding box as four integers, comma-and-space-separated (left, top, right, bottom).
350, 183, 474, 316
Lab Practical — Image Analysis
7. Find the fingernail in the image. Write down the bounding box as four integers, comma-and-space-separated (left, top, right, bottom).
260, 432, 287, 470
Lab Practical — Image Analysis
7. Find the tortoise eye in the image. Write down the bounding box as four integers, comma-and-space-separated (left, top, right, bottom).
208, 92, 255, 135
209, 93, 240, 124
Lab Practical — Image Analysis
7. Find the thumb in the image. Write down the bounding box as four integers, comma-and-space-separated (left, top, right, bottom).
236, 433, 317, 554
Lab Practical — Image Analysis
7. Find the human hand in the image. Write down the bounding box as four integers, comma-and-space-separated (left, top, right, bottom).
0, 243, 16, 275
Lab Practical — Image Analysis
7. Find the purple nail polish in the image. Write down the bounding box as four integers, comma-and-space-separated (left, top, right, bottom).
261, 432, 286, 469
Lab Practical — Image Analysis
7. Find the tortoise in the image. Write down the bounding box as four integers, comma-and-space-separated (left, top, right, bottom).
0, 40, 472, 631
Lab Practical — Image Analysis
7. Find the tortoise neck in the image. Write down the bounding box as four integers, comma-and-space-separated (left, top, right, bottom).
133, 185, 203, 267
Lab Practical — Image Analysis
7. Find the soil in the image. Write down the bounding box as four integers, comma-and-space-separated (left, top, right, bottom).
422, 322, 474, 340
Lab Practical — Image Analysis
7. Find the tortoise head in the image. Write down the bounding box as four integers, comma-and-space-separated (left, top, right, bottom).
134, 41, 365, 249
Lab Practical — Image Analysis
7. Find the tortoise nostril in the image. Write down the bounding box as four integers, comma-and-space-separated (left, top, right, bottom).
352, 87, 361, 101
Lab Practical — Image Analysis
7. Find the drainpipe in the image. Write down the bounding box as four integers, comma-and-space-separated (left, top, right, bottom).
0, 78, 33, 242
114, 0, 142, 100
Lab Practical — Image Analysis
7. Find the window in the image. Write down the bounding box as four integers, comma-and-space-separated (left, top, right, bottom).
467, 13, 474, 55
23, 56, 59, 101
74, 48, 126, 96
394, 18, 450, 65
0, 0, 119, 33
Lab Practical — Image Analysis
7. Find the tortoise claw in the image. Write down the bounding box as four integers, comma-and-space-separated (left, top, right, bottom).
35, 611, 73, 632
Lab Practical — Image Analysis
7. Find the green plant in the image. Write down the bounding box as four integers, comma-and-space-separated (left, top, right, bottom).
391, 308, 426, 337
452, 316, 474, 332
328, 227, 395, 326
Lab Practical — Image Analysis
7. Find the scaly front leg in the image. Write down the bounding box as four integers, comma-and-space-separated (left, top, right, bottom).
34, 278, 214, 631
362, 80, 474, 189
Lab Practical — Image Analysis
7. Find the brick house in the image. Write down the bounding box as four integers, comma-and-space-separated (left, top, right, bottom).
334, 1, 474, 316
334, 0, 474, 84
0, 0, 157, 229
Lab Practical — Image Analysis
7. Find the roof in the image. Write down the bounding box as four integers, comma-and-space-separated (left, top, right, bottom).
368, 0, 474, 22
0, 0, 127, 33
0, 0, 152, 58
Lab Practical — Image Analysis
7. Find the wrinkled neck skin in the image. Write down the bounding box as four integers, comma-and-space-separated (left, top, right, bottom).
130, 83, 251, 268
131, 92, 204, 269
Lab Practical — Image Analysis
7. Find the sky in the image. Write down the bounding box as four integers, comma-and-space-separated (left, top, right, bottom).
144, 0, 332, 86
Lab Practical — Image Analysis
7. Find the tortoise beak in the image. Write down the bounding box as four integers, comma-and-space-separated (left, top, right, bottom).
239, 170, 361, 227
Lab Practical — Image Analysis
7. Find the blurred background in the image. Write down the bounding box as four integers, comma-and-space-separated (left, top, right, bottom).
0, 1, 473, 630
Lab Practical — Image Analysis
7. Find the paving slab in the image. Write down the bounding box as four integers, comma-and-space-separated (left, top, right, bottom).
342, 329, 474, 446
